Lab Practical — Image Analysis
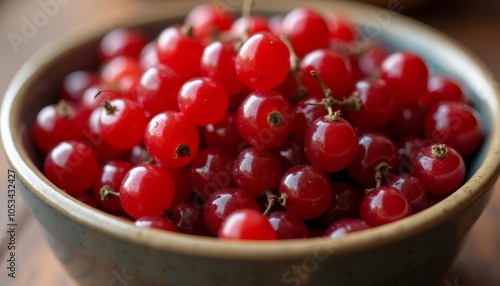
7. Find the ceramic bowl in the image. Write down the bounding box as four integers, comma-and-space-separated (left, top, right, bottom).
2, 1, 500, 285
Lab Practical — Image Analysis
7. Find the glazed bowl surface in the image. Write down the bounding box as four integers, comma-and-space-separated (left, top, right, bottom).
1, 1, 500, 285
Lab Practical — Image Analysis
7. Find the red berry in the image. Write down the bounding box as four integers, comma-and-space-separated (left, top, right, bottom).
268, 211, 309, 239
100, 56, 142, 93
165, 167, 193, 204
233, 148, 283, 197
92, 160, 132, 214
386, 174, 428, 213
200, 41, 245, 95
237, 90, 294, 149
219, 209, 277, 240
100, 28, 148, 61
291, 96, 328, 143
411, 144, 466, 195
358, 43, 388, 76
135, 215, 178, 232
156, 25, 203, 79
421, 75, 466, 108
279, 165, 332, 219
120, 164, 175, 218
389, 103, 426, 139
169, 202, 209, 236
60, 70, 99, 102
324, 218, 370, 238
271, 138, 308, 171
424, 101, 483, 156
231, 15, 270, 36
185, 4, 234, 43
43, 141, 99, 194
319, 182, 362, 226
98, 98, 149, 150
202, 112, 246, 156
300, 49, 353, 100
304, 114, 358, 172
328, 15, 356, 44
360, 186, 412, 227
178, 77, 229, 126
189, 148, 235, 200
235, 32, 290, 90
281, 8, 329, 58
144, 111, 200, 168
381, 51, 429, 104
203, 188, 260, 236
33, 100, 84, 153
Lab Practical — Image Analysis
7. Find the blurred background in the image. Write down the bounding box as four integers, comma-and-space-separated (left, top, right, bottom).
0, 0, 499, 285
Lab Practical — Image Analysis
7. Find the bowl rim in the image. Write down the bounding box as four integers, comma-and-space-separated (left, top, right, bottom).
2, 0, 500, 260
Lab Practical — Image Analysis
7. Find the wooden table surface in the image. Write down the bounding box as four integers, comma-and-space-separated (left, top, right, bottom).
1, 0, 499, 285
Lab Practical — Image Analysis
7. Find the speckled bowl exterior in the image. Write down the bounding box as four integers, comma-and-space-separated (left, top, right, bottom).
2, 1, 500, 286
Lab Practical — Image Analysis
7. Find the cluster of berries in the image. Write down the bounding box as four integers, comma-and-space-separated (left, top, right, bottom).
35, 3, 483, 240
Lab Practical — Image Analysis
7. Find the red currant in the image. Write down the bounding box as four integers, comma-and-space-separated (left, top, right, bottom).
135, 215, 178, 232
219, 209, 277, 240
92, 160, 132, 214
386, 174, 428, 213
319, 182, 362, 226
100, 28, 148, 61
360, 186, 412, 226
324, 218, 370, 238
268, 211, 309, 239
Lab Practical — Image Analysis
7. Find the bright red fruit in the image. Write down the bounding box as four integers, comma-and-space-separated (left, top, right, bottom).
360, 186, 412, 227
219, 209, 277, 240
120, 164, 175, 218
135, 215, 178, 232
235, 32, 290, 90
324, 218, 370, 238
100, 28, 148, 61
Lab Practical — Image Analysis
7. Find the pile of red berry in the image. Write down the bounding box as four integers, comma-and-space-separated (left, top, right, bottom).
35, 3, 484, 241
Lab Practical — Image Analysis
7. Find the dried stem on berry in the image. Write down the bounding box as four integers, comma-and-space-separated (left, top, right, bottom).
181, 23, 194, 37
100, 185, 119, 201
267, 111, 284, 127
325, 110, 342, 122
263, 191, 288, 216
282, 34, 307, 99
175, 144, 192, 158
431, 144, 449, 159
365, 162, 392, 193
55, 100, 69, 118
310, 70, 333, 99
101, 99, 116, 115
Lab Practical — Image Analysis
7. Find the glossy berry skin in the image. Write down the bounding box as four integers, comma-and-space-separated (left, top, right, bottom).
219, 209, 277, 240
136, 65, 183, 117
324, 218, 370, 238
200, 41, 245, 95
178, 77, 229, 126
304, 116, 358, 172
291, 96, 328, 143
271, 138, 308, 171
421, 75, 466, 108
100, 56, 142, 93
99, 98, 149, 150
328, 15, 356, 44
135, 215, 178, 232
202, 112, 246, 156
231, 15, 270, 36
33, 100, 83, 153
156, 25, 203, 79
237, 90, 294, 149
84, 107, 128, 161
319, 182, 362, 226
411, 145, 466, 195
281, 8, 329, 58
424, 101, 483, 156
92, 160, 132, 214
235, 32, 290, 90
203, 188, 260, 236
189, 148, 235, 200
60, 70, 99, 102
345, 80, 395, 129
279, 165, 332, 219
185, 4, 234, 43
100, 28, 148, 61
233, 148, 283, 197
300, 49, 353, 100
268, 211, 310, 239
346, 132, 399, 187
360, 186, 412, 227
139, 41, 159, 70
381, 51, 429, 104
43, 141, 99, 194
386, 174, 428, 213
169, 202, 210, 236
80, 85, 119, 114
165, 167, 193, 204
144, 111, 200, 168
120, 164, 175, 218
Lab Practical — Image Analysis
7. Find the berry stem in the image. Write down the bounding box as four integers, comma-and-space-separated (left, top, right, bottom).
242, 0, 254, 41
374, 162, 391, 188
100, 185, 119, 201
310, 70, 333, 99
263, 190, 277, 216
181, 23, 194, 37
101, 99, 116, 115
56, 100, 69, 118
175, 144, 192, 158
432, 144, 449, 159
